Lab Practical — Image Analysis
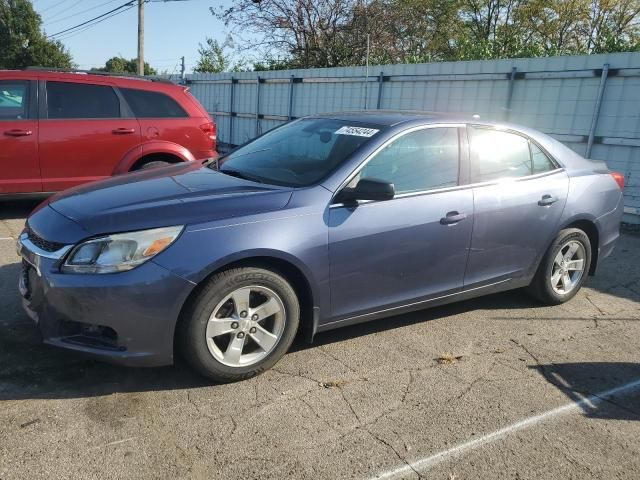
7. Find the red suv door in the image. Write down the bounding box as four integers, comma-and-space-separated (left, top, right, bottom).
39, 79, 141, 191
0, 79, 41, 193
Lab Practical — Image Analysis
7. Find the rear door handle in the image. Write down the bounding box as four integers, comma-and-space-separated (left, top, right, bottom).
4, 129, 33, 137
538, 194, 558, 206
440, 211, 467, 225
112, 128, 136, 135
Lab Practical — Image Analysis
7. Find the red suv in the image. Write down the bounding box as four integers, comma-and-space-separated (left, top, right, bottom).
0, 69, 217, 194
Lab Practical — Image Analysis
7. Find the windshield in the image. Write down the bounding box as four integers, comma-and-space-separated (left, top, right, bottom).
218, 118, 382, 187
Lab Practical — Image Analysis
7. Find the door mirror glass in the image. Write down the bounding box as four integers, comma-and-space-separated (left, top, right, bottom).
337, 178, 395, 204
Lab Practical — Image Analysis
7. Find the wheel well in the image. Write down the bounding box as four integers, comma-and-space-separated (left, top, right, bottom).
174, 256, 315, 349
565, 220, 599, 275
130, 153, 183, 171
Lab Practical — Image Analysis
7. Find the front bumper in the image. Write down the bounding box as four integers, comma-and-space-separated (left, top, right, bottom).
17, 233, 195, 367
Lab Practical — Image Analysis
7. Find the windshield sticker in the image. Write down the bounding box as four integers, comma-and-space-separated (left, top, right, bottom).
335, 126, 379, 137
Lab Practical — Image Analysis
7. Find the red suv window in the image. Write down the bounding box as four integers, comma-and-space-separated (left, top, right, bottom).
120, 88, 187, 118
46, 81, 120, 119
0, 80, 30, 120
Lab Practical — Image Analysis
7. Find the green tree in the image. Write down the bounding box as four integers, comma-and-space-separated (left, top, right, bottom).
0, 0, 73, 69
95, 56, 157, 75
212, 0, 640, 67
251, 56, 294, 71
212, 0, 361, 69
194, 38, 234, 73
194, 37, 251, 73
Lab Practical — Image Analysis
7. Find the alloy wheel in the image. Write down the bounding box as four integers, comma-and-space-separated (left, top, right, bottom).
550, 240, 586, 295
205, 285, 286, 367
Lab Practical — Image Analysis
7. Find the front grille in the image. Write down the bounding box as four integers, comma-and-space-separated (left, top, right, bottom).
27, 230, 66, 252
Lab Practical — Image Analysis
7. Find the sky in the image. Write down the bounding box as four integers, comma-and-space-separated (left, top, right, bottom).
34, 0, 236, 74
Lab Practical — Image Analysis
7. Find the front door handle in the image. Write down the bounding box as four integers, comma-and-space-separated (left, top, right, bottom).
112, 128, 136, 135
440, 211, 467, 225
538, 194, 558, 206
4, 129, 33, 137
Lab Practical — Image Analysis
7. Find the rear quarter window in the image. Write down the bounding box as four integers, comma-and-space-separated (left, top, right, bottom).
120, 88, 188, 118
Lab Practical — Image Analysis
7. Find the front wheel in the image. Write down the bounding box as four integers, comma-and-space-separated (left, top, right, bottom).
526, 228, 592, 305
179, 267, 300, 382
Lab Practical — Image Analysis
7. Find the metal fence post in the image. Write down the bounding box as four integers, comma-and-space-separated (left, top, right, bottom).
229, 77, 236, 147
505, 67, 517, 120
288, 75, 295, 120
255, 76, 261, 136
377, 71, 384, 109
586, 63, 609, 159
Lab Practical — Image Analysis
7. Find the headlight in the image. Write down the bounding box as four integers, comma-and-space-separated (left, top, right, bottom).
62, 226, 183, 274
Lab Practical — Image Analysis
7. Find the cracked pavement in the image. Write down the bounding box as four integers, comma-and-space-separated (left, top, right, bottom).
1, 200, 639, 480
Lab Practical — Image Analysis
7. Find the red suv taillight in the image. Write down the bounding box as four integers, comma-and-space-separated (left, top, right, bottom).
200, 122, 216, 143
610, 172, 625, 190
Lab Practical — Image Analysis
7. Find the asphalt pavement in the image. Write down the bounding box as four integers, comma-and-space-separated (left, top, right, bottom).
1, 199, 639, 479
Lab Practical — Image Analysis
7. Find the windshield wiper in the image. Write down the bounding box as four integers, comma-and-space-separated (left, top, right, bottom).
220, 168, 264, 184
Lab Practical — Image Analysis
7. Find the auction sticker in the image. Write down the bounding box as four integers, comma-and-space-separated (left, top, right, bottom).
335, 126, 379, 137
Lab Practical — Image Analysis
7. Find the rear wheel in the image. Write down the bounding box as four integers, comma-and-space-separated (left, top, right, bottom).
138, 160, 171, 170
526, 228, 591, 305
179, 267, 300, 382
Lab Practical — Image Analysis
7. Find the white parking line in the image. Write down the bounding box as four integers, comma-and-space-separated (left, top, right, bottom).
372, 377, 640, 479
0, 237, 14, 241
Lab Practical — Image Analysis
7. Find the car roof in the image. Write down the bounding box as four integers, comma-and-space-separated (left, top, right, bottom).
308, 110, 591, 170
0, 69, 180, 92
308, 110, 476, 127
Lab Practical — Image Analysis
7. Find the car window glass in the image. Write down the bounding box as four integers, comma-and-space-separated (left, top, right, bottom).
531, 143, 556, 174
469, 128, 531, 182
219, 118, 379, 187
358, 127, 459, 194
120, 88, 187, 118
47, 81, 120, 119
0, 81, 28, 120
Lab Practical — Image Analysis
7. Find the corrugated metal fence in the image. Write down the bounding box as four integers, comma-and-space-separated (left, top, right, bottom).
183, 52, 640, 222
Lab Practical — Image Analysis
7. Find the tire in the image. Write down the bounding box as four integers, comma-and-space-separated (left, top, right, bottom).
178, 267, 300, 382
526, 228, 592, 305
137, 160, 171, 170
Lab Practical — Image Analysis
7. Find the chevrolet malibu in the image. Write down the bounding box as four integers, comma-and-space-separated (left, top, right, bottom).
18, 112, 625, 382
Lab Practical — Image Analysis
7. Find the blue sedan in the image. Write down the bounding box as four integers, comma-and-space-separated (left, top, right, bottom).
18, 112, 625, 382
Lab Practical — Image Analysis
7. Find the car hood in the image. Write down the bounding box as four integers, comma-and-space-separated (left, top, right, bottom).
44, 163, 293, 237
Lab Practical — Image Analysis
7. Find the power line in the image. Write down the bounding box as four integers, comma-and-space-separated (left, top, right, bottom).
48, 0, 140, 38
46, 0, 84, 22
39, 0, 72, 14
44, 0, 122, 27
53, 3, 138, 41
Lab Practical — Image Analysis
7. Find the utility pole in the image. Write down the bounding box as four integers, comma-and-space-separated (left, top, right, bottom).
137, 0, 145, 76
180, 56, 186, 83
364, 34, 370, 110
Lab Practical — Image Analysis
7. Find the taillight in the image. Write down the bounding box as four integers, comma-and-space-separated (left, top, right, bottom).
200, 122, 216, 142
610, 171, 625, 190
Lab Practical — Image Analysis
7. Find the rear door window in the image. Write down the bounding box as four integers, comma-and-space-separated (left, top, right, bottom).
120, 88, 188, 118
46, 81, 120, 119
469, 127, 532, 182
0, 81, 29, 120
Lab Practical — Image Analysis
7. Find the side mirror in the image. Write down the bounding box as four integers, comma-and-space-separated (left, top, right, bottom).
336, 178, 395, 204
